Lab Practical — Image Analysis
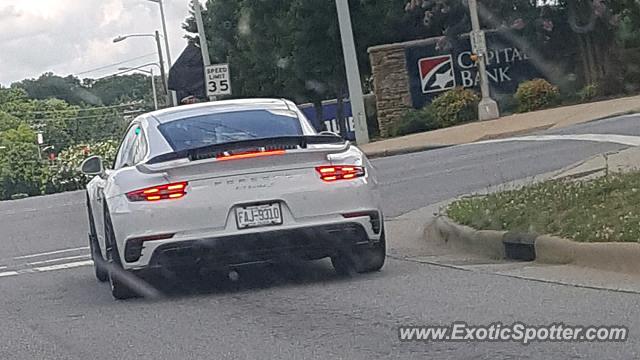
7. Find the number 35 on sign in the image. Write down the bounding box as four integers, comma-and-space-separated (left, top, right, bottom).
205, 64, 232, 97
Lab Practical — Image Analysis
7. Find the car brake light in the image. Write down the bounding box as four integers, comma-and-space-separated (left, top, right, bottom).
315, 166, 365, 182
216, 149, 286, 161
126, 182, 188, 202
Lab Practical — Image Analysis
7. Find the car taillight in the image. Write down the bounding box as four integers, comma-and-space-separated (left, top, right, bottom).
315, 166, 365, 182
126, 182, 188, 202
216, 149, 286, 161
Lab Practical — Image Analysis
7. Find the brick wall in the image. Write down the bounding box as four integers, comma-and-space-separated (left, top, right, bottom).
368, 38, 439, 137
368, 43, 411, 137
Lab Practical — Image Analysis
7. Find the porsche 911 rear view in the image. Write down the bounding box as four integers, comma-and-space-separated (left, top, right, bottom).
82, 99, 385, 299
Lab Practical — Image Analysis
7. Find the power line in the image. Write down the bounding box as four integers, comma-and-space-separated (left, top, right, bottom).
75, 53, 157, 76
7, 102, 145, 116
28, 112, 140, 123
94, 66, 157, 80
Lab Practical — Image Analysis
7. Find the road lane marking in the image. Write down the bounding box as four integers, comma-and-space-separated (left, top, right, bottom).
472, 134, 640, 147
13, 246, 90, 260
27, 255, 91, 266
0, 271, 19, 278
34, 260, 94, 272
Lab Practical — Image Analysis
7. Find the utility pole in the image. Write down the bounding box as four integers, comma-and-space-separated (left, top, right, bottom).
193, 0, 216, 102
154, 31, 170, 105
468, 0, 500, 120
156, 0, 178, 106
335, 0, 369, 144
149, 68, 158, 110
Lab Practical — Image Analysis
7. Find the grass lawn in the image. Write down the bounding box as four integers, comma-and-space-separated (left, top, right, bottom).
447, 172, 640, 243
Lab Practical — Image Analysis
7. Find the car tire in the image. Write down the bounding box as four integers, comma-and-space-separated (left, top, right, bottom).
331, 230, 386, 275
87, 195, 108, 282
104, 207, 137, 300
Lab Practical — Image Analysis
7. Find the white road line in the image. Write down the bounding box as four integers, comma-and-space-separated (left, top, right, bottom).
0, 266, 6, 270
27, 255, 91, 266
472, 134, 640, 147
34, 260, 94, 272
13, 246, 90, 260
0, 271, 19, 278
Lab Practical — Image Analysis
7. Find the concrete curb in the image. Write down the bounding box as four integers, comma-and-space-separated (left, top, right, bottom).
427, 216, 640, 274
364, 144, 451, 159
536, 235, 640, 274
424, 216, 505, 260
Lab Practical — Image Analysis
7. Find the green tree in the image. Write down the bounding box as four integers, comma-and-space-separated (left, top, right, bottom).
403, 0, 636, 91
0, 111, 21, 132
184, 0, 415, 103
13, 72, 101, 106
0, 123, 44, 199
88, 73, 160, 107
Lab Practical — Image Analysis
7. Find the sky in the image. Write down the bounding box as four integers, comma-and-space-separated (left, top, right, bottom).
0, 0, 196, 86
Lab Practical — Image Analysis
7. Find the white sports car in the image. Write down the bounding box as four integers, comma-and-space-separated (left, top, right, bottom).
82, 98, 385, 299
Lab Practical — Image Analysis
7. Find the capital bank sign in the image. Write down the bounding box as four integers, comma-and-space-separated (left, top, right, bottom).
406, 33, 542, 109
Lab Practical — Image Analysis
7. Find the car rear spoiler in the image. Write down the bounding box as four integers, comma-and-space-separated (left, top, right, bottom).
137, 135, 349, 174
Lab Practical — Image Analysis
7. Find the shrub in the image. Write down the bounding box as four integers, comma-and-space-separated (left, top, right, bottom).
514, 79, 560, 112
431, 87, 479, 127
578, 83, 599, 102
46, 139, 118, 192
0, 123, 45, 200
389, 105, 438, 137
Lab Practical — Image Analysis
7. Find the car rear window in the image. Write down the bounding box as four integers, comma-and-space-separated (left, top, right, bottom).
158, 109, 304, 151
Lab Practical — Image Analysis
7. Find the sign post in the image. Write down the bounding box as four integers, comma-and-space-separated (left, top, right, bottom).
470, 30, 487, 54
192, 0, 218, 102
468, 0, 500, 120
205, 64, 232, 98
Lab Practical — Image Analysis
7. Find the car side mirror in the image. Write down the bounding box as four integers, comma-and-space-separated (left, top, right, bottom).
80, 156, 105, 177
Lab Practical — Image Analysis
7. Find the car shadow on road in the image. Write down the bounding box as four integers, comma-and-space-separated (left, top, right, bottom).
137, 259, 355, 301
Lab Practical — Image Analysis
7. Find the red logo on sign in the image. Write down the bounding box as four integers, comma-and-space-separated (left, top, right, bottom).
418, 55, 456, 94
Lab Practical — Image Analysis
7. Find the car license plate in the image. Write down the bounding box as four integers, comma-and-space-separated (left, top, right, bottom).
235, 203, 283, 229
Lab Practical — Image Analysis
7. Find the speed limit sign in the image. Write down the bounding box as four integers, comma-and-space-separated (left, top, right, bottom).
205, 64, 232, 97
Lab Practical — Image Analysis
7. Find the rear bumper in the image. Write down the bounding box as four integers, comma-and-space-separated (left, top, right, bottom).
129, 222, 378, 271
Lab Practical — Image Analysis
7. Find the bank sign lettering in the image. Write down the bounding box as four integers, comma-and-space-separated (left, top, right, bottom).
406, 33, 542, 109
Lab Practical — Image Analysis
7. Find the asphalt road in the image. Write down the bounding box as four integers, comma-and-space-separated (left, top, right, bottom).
1, 114, 639, 359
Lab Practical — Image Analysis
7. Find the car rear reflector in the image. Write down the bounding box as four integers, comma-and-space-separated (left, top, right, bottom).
125, 233, 175, 262
216, 149, 286, 161
315, 166, 365, 182
126, 182, 188, 202
342, 211, 382, 234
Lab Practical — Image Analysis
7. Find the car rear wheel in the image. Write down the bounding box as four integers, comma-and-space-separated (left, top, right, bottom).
104, 207, 137, 300
87, 195, 108, 282
331, 230, 386, 275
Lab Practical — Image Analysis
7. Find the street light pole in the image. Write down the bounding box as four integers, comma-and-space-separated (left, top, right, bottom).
149, 68, 158, 110
147, 0, 177, 106
335, 0, 369, 144
153, 30, 169, 105
113, 32, 168, 106
468, 0, 500, 120
118, 63, 162, 110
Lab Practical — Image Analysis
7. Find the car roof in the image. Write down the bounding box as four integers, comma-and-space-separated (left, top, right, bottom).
146, 98, 293, 124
